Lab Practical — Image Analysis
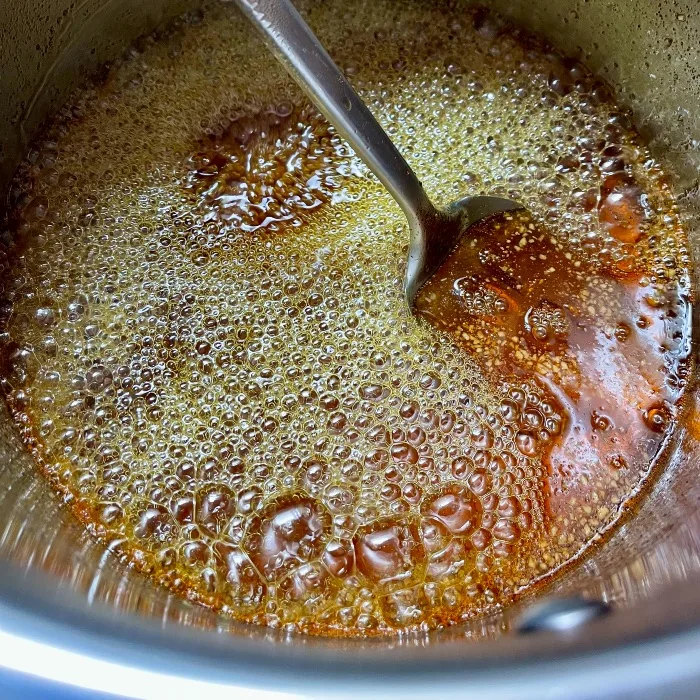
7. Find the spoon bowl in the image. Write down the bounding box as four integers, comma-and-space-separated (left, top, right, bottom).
233, 0, 524, 307
406, 195, 524, 305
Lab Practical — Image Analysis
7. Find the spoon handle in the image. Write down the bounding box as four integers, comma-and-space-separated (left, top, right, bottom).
232, 0, 437, 229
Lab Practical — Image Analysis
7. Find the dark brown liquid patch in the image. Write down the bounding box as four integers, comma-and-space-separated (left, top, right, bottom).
416, 208, 690, 516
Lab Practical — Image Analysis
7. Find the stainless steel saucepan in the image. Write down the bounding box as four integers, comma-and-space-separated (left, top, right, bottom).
0, 0, 699, 697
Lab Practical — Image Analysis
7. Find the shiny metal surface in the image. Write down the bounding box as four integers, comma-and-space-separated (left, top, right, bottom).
232, 0, 522, 306
1, 0, 700, 697
515, 596, 611, 634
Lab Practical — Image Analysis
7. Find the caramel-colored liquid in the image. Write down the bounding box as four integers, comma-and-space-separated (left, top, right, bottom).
416, 208, 690, 525
0, 1, 691, 636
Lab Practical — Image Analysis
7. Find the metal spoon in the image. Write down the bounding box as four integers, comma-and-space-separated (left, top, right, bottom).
233, 0, 523, 307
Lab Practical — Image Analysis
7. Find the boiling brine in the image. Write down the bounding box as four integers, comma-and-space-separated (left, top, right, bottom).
0, 0, 691, 635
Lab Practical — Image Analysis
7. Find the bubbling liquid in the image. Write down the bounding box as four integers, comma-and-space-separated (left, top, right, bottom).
416, 208, 690, 523
0, 0, 691, 636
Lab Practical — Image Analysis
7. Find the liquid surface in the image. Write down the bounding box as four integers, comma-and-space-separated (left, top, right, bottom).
0, 0, 691, 636
416, 209, 690, 522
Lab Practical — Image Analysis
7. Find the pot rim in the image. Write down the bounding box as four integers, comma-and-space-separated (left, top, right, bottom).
2, 562, 700, 698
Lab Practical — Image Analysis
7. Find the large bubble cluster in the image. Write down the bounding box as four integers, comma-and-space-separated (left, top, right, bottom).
0, 0, 690, 635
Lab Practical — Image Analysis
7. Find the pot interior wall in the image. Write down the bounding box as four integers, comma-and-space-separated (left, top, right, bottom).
1, 0, 699, 647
